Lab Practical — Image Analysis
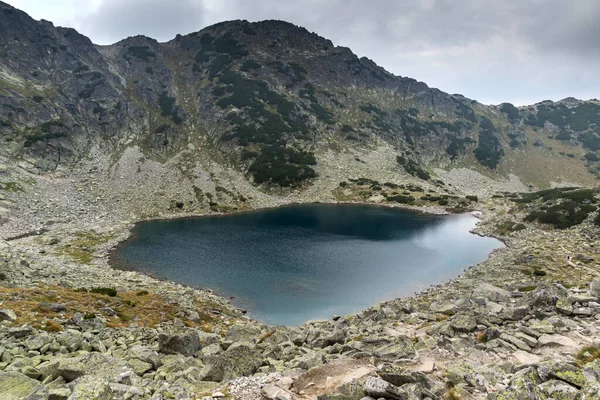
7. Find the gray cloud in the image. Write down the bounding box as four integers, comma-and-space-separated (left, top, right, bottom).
76, 0, 206, 44
5, 0, 600, 105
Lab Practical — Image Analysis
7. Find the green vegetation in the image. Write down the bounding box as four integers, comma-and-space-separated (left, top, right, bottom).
474, 117, 503, 169
311, 102, 334, 124
126, 45, 156, 61
25, 120, 68, 147
585, 152, 600, 162
466, 195, 478, 202
580, 132, 600, 151
240, 59, 262, 71
576, 345, 600, 365
525, 201, 597, 229
32, 95, 43, 103
447, 137, 474, 160
89, 287, 117, 297
525, 102, 600, 131
500, 103, 520, 120
194, 33, 248, 79
158, 91, 183, 124
0, 182, 23, 193
396, 156, 430, 180
512, 187, 599, 229
386, 194, 415, 204
248, 144, 317, 187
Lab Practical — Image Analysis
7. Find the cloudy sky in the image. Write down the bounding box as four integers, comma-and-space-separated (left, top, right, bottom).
5, 0, 599, 105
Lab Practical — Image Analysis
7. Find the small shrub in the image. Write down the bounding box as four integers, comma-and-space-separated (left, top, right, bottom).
476, 331, 488, 344
387, 195, 415, 204
576, 345, 600, 365
585, 152, 600, 162
126, 45, 155, 61
32, 95, 44, 103
83, 313, 96, 320
466, 195, 478, 202
89, 287, 117, 297
533, 269, 547, 277
438, 199, 449, 206
136, 290, 149, 296
0, 273, 6, 280
45, 320, 63, 332
518, 285, 537, 292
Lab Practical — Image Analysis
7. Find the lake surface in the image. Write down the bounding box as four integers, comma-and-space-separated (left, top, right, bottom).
113, 204, 503, 325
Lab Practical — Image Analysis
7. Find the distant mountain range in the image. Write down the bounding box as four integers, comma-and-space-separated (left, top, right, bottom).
1, 0, 599, 191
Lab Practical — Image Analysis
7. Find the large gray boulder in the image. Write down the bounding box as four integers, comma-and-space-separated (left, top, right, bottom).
473, 283, 510, 302
0, 371, 43, 400
363, 376, 405, 400
0, 308, 17, 321
200, 341, 263, 382
158, 320, 201, 356
590, 278, 600, 299
67, 376, 112, 400
376, 363, 431, 388
521, 283, 567, 308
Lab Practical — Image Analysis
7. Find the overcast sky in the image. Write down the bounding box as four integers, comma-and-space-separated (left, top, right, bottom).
5, 0, 599, 106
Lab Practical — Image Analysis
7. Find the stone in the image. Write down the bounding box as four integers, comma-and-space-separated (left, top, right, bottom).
0, 308, 17, 321
376, 363, 430, 388
501, 306, 528, 321
158, 321, 201, 356
0, 371, 42, 400
590, 278, 600, 299
373, 338, 416, 361
48, 387, 71, 400
539, 379, 578, 399
521, 282, 566, 308
225, 323, 262, 343
363, 376, 404, 400
294, 349, 326, 370
127, 358, 153, 376
537, 361, 586, 388
538, 334, 576, 348
200, 341, 263, 382
128, 346, 162, 369
67, 376, 112, 400
450, 314, 477, 332
261, 384, 294, 400
556, 297, 574, 315
56, 358, 87, 382
429, 301, 457, 315
473, 283, 510, 302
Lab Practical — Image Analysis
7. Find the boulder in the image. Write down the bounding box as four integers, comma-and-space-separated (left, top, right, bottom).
373, 338, 416, 361
200, 341, 263, 382
67, 376, 112, 400
376, 363, 430, 388
293, 349, 326, 370
225, 323, 262, 343
539, 379, 579, 399
473, 283, 510, 302
537, 361, 586, 388
521, 283, 567, 308
590, 278, 600, 299
0, 371, 42, 400
158, 320, 201, 356
363, 376, 404, 400
450, 314, 477, 332
0, 308, 17, 321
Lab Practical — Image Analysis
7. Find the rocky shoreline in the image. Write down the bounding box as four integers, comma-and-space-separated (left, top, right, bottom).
2, 181, 600, 399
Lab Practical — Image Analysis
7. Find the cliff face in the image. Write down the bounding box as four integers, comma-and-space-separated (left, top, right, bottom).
0, 1, 599, 189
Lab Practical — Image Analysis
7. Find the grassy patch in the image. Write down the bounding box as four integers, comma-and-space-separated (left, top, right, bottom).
56, 231, 112, 264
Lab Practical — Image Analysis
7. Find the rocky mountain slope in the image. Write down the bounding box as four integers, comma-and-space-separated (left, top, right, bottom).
1, 0, 599, 209
1, 2, 600, 399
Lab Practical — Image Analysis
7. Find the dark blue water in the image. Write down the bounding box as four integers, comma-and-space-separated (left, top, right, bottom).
113, 204, 502, 325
